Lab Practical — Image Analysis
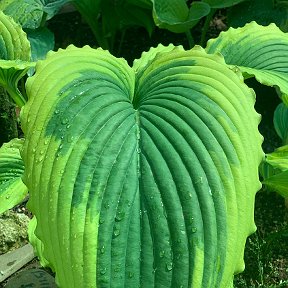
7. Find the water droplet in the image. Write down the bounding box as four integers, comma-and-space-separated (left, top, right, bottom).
136, 147, 141, 154
191, 227, 197, 233
38, 156, 44, 163
99, 217, 105, 224
5, 196, 10, 199
60, 169, 64, 174
208, 187, 212, 196
189, 217, 194, 224
166, 262, 173, 271
44, 139, 48, 145
54, 109, 60, 115
100, 245, 105, 254
113, 227, 120, 238
40, 150, 44, 155
61, 118, 69, 125
115, 211, 125, 222
128, 272, 134, 278
159, 250, 165, 258
100, 267, 107, 275
32, 147, 36, 153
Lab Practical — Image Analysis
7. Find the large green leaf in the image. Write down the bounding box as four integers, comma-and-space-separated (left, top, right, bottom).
151, 0, 210, 33
21, 44, 263, 287
0, 138, 28, 214
0, 0, 70, 29
206, 22, 288, 105
0, 10, 34, 106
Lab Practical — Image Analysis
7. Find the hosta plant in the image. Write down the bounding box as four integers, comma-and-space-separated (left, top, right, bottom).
1, 11, 288, 288
21, 43, 263, 288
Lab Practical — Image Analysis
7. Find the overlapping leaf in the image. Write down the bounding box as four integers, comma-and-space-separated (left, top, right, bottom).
206, 22, 288, 104
0, 138, 28, 214
21, 44, 263, 287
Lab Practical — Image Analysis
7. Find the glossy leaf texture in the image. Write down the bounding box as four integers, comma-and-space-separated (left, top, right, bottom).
151, 0, 210, 33
21, 44, 263, 288
0, 10, 34, 106
274, 103, 288, 145
206, 22, 288, 104
0, 0, 70, 29
0, 138, 28, 215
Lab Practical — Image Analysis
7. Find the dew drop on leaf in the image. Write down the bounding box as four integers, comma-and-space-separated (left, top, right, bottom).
191, 227, 197, 233
100, 267, 107, 275
113, 227, 120, 237
166, 262, 173, 271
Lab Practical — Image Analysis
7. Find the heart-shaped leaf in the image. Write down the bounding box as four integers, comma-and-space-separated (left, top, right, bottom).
0, 138, 28, 215
206, 22, 288, 104
21, 44, 263, 287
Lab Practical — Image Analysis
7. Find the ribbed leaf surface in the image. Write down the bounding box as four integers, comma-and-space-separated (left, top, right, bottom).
0, 138, 28, 214
21, 45, 263, 288
206, 22, 288, 104
0, 10, 33, 106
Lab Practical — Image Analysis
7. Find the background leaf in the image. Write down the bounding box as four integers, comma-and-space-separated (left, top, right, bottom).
206, 22, 288, 104
26, 27, 55, 76
0, 0, 70, 29
0, 10, 34, 106
0, 138, 28, 215
151, 0, 210, 33
273, 102, 288, 145
227, 0, 288, 31
203, 0, 247, 9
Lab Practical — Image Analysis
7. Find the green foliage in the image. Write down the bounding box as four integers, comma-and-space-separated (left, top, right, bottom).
206, 22, 288, 104
203, 0, 246, 9
0, 0, 70, 29
0, 10, 34, 106
260, 145, 288, 198
227, 0, 288, 31
20, 43, 263, 287
0, 2, 287, 287
274, 103, 288, 144
151, 0, 210, 33
71, 0, 154, 51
